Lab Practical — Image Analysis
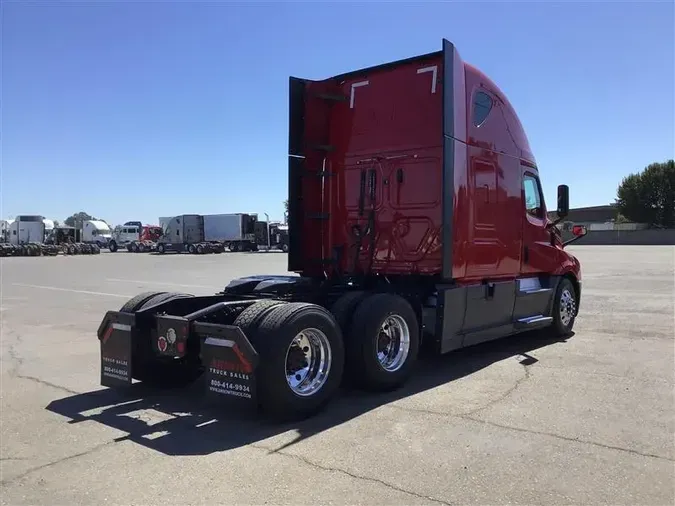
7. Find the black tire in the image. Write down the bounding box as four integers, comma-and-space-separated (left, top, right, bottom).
188, 244, 196, 254
231, 242, 240, 252
330, 291, 369, 386
281, 243, 289, 253
196, 244, 204, 254
346, 293, 420, 392
132, 291, 200, 387
109, 241, 117, 252
138, 243, 146, 253
233, 299, 287, 332
138, 291, 193, 311
119, 291, 167, 313
550, 277, 577, 336
250, 302, 344, 421
330, 291, 369, 334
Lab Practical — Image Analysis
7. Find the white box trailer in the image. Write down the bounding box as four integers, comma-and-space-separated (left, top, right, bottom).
202, 213, 258, 252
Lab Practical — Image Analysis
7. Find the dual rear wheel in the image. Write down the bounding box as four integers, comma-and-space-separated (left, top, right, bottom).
236, 292, 420, 419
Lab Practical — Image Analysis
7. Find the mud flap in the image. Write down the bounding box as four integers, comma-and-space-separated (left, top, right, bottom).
97, 311, 135, 388
194, 322, 259, 405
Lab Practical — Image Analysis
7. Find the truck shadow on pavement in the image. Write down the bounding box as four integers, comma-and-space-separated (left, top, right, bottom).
46, 329, 573, 456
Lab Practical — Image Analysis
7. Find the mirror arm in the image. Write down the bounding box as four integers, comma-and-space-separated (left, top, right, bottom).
547, 210, 569, 229
563, 235, 584, 247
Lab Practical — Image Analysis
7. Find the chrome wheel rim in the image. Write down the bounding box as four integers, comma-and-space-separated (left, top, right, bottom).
376, 315, 410, 372
285, 328, 332, 397
560, 288, 576, 326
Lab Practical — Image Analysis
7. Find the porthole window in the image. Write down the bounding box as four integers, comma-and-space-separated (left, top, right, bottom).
473, 91, 493, 127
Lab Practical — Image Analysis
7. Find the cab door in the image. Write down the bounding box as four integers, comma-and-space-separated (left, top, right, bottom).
520, 169, 551, 276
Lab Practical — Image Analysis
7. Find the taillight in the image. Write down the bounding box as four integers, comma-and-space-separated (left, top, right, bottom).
156, 318, 189, 356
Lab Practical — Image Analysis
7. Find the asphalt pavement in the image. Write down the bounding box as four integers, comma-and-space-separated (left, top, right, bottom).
1, 246, 673, 505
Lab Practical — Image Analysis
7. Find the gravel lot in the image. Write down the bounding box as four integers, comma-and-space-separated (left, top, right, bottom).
1, 246, 673, 505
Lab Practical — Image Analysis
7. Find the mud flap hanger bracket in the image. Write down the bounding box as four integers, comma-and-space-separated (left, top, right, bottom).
97, 310, 136, 341
193, 321, 260, 371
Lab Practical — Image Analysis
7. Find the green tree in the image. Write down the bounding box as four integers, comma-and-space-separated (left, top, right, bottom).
616, 160, 675, 228
64, 212, 97, 229
283, 199, 289, 224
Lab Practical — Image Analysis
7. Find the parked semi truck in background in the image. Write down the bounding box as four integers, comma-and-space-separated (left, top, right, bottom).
156, 214, 224, 254
9, 215, 45, 245
159, 213, 258, 252
97, 39, 587, 421
108, 223, 163, 252
82, 220, 112, 248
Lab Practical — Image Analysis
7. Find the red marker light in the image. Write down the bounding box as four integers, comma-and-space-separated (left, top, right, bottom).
176, 341, 185, 354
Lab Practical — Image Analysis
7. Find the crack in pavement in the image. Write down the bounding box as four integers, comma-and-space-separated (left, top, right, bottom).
3, 324, 80, 395
532, 363, 674, 383
385, 403, 674, 463
459, 415, 675, 463
0, 440, 116, 486
251, 442, 453, 505
387, 363, 532, 420
461, 365, 532, 417
14, 374, 80, 395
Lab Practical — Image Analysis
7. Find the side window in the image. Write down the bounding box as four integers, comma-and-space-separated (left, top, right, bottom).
473, 91, 493, 127
523, 174, 544, 218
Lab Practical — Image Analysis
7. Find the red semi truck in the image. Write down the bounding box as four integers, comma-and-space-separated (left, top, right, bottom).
97, 39, 587, 420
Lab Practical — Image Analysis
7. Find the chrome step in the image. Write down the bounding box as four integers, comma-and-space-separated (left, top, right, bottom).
515, 315, 553, 329
519, 288, 553, 296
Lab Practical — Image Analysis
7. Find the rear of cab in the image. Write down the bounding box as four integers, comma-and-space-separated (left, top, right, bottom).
288, 39, 580, 287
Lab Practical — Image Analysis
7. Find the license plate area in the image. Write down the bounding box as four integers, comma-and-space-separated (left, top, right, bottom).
98, 311, 134, 387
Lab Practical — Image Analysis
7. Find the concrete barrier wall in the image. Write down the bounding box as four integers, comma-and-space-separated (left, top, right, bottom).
562, 229, 675, 245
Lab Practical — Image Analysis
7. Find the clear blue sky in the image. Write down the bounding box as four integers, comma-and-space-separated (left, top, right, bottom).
2, 0, 673, 226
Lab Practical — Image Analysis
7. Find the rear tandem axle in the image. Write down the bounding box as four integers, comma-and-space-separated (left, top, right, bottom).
96, 275, 426, 420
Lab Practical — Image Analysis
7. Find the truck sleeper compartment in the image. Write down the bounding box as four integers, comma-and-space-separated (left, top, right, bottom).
288, 40, 465, 279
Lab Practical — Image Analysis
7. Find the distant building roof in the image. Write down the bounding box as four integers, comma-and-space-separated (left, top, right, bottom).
548, 204, 618, 223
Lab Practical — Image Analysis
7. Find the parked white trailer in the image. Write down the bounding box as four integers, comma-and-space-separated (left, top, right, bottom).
82, 220, 112, 247
9, 215, 45, 245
